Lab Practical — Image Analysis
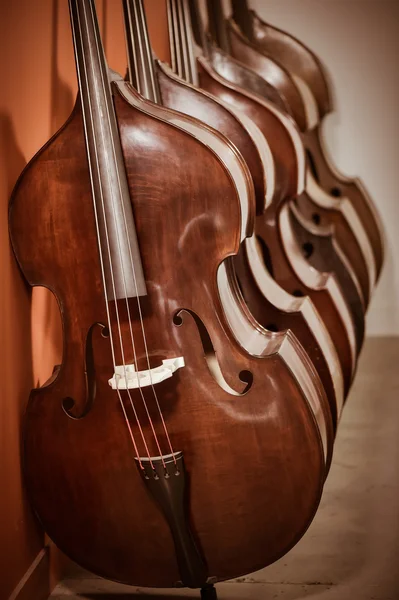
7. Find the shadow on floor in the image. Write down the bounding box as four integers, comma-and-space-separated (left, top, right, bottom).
65, 596, 187, 600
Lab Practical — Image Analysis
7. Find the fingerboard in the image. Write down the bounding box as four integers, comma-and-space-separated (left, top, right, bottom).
231, 0, 254, 42
167, 0, 198, 85
123, 0, 161, 102
69, 0, 147, 300
206, 0, 230, 52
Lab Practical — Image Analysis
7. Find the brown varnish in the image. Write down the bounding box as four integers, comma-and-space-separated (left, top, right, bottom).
9, 90, 329, 586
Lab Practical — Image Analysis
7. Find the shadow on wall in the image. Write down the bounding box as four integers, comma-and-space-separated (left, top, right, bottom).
78, 595, 203, 599
0, 0, 76, 595
30, 0, 76, 390
0, 111, 45, 599
51, 0, 76, 133
1, 113, 31, 390
76, 596, 196, 600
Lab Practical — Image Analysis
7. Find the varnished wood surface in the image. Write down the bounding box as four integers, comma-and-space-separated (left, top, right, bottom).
196, 61, 357, 389
197, 55, 299, 203
158, 1, 364, 396
222, 22, 378, 295
233, 244, 339, 431
155, 62, 341, 431
227, 8, 384, 279
238, 11, 332, 120
296, 191, 371, 306
195, 57, 366, 344
257, 210, 355, 395
304, 127, 384, 278
205, 44, 289, 115
156, 61, 267, 214
289, 201, 365, 352
227, 20, 307, 131
9, 92, 330, 586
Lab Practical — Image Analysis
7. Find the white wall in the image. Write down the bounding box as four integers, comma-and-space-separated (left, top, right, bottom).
242, 0, 399, 336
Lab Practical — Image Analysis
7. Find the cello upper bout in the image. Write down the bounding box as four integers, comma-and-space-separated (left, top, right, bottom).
155, 59, 268, 215
9, 99, 91, 288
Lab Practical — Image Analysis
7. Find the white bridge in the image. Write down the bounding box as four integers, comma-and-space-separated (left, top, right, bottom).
108, 357, 185, 390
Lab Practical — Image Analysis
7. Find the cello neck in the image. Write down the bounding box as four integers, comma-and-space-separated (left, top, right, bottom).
187, 0, 209, 58
69, 0, 146, 300
231, 0, 254, 41
166, 0, 198, 85
206, 0, 230, 52
123, 0, 161, 103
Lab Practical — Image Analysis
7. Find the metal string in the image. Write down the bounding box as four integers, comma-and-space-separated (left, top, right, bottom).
177, 0, 191, 83
71, 0, 144, 466
127, 0, 177, 463
90, 0, 167, 468
167, 0, 177, 75
167, 0, 192, 85
88, 0, 176, 467
169, 0, 184, 79
80, 0, 155, 468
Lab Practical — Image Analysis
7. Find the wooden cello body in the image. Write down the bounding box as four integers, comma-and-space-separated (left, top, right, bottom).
10, 0, 332, 590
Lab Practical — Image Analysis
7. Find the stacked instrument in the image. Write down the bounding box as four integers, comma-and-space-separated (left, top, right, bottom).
8, 1, 384, 598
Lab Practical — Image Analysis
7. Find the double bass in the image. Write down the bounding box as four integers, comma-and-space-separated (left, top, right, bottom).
9, 0, 331, 595
159, 0, 360, 391
186, 1, 366, 337
221, 0, 384, 290
124, 0, 342, 440
202, 0, 377, 311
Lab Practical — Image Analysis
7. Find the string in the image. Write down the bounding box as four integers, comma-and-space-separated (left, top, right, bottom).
168, 0, 194, 85
181, 0, 198, 86
71, 0, 144, 466
93, 0, 167, 468
89, 0, 177, 466
116, 0, 177, 463
177, 0, 195, 84
167, 0, 177, 75
85, 0, 159, 466
175, 0, 189, 82
79, 0, 156, 468
170, 0, 184, 79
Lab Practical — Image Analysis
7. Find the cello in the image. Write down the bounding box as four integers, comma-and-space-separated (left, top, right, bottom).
9, 0, 331, 595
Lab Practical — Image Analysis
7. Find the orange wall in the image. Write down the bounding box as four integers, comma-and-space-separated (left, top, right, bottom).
0, 1, 169, 598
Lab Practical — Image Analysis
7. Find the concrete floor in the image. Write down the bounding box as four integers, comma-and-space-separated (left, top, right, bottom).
50, 337, 399, 600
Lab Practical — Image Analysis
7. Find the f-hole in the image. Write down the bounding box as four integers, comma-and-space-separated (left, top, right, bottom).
173, 310, 253, 396
256, 235, 274, 278
331, 187, 342, 198
306, 149, 319, 182
62, 322, 106, 418
312, 212, 321, 225
292, 289, 305, 297
302, 242, 314, 259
